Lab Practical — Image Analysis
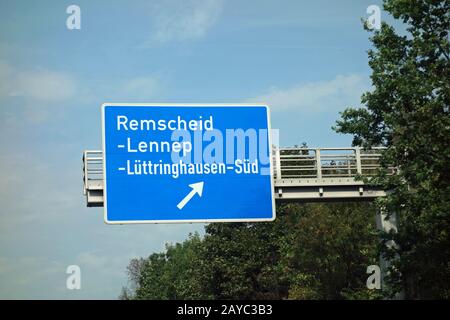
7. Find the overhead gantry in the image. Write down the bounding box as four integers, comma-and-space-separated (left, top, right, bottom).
83, 147, 390, 207
83, 146, 400, 297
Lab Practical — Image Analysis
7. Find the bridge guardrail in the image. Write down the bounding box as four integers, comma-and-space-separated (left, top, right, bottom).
83, 147, 390, 205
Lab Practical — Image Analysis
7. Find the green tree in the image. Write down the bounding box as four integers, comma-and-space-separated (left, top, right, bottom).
280, 203, 381, 300
123, 202, 381, 300
199, 219, 288, 299
334, 0, 450, 298
133, 233, 209, 299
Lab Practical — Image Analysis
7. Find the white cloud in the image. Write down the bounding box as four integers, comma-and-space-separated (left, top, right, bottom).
0, 151, 81, 231
14, 70, 76, 101
75, 251, 128, 279
0, 256, 65, 299
149, 0, 223, 43
248, 74, 369, 112
0, 254, 126, 299
77, 252, 108, 269
120, 76, 163, 100
0, 60, 76, 102
95, 75, 165, 102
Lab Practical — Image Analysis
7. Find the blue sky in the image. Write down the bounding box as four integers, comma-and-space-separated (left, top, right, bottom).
0, 0, 399, 299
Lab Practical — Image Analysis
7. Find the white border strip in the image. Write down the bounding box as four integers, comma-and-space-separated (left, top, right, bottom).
101, 103, 276, 225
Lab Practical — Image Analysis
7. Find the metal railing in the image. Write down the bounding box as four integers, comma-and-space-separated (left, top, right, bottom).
82, 150, 103, 195
273, 147, 387, 180
83, 147, 389, 197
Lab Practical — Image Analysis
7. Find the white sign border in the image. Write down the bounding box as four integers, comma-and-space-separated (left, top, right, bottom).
101, 103, 276, 225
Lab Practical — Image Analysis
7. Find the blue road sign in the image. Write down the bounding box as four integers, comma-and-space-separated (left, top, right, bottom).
101, 103, 275, 224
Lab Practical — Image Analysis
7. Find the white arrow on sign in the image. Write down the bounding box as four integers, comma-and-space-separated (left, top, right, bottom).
177, 182, 204, 210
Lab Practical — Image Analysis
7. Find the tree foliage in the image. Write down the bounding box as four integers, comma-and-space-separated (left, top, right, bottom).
333, 0, 450, 298
122, 203, 381, 300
